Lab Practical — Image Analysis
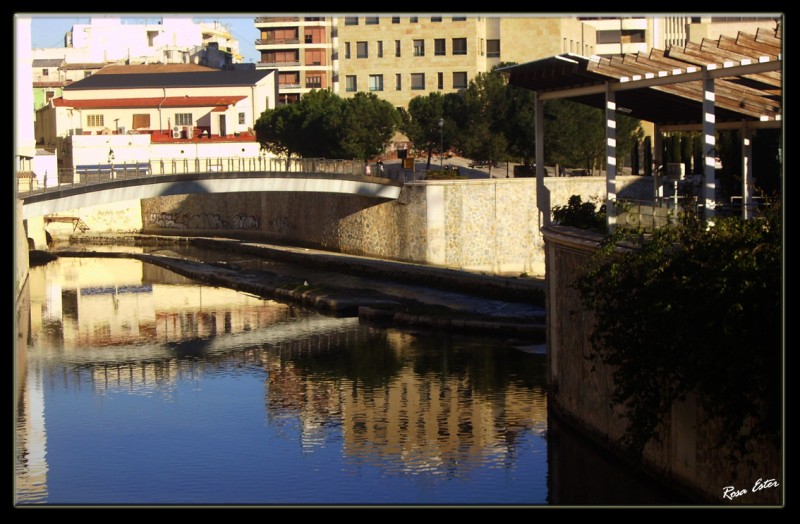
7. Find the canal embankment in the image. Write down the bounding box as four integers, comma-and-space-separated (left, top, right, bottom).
53, 233, 547, 339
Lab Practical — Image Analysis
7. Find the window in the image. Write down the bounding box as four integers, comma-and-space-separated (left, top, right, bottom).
87, 114, 104, 127
452, 17, 467, 21
42, 68, 49, 76
395, 40, 401, 57
132, 114, 150, 129
437, 72, 443, 90
365, 17, 379, 25
596, 30, 621, 44
621, 29, 646, 43
175, 113, 192, 126
411, 73, 425, 90
346, 75, 357, 92
357, 41, 368, 58
452, 38, 467, 55
306, 75, 322, 88
413, 39, 425, 57
431, 16, 442, 22
345, 42, 351, 59
239, 112, 246, 125
369, 74, 384, 91
395, 73, 402, 90
434, 38, 445, 55
453, 72, 467, 89
377, 41, 383, 58
305, 49, 324, 65
410, 17, 418, 23
487, 39, 500, 58
392, 17, 400, 24
344, 17, 358, 25
45, 90, 55, 103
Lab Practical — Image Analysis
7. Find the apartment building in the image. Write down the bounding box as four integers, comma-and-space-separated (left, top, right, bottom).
334, 15, 597, 107
580, 15, 779, 56
254, 16, 337, 104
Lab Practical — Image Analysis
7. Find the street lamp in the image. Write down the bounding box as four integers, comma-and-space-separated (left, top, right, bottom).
438, 117, 444, 169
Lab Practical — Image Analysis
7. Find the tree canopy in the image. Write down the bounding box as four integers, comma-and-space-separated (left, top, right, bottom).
255, 89, 400, 162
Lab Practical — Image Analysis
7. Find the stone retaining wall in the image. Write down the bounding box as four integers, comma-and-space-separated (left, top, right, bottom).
50, 175, 653, 276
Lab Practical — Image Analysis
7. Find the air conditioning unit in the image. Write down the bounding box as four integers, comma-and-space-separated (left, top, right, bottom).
74, 128, 84, 135
184, 126, 193, 139
172, 126, 181, 139
118, 126, 126, 135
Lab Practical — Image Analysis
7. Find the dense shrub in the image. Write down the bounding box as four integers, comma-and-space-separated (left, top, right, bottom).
573, 205, 782, 462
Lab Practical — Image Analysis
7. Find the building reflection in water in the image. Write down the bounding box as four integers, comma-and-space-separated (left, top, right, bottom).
17, 256, 549, 504
264, 329, 548, 478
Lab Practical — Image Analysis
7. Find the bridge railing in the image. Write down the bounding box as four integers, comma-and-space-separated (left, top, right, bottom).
19, 157, 401, 197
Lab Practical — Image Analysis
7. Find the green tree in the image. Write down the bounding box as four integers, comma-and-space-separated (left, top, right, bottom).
542, 99, 604, 172
296, 89, 346, 158
643, 135, 653, 176
340, 92, 400, 161
462, 71, 510, 176
401, 92, 452, 169
254, 103, 305, 168
504, 84, 537, 167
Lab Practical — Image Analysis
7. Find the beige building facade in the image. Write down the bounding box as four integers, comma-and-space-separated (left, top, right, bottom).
335, 15, 596, 107
251, 14, 779, 109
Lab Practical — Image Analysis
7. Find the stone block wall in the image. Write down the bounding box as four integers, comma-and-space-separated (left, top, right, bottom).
59, 175, 653, 276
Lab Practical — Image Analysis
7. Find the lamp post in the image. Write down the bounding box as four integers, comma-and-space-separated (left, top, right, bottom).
438, 117, 444, 169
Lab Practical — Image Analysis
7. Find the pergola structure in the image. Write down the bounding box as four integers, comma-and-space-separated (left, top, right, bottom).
499, 24, 782, 228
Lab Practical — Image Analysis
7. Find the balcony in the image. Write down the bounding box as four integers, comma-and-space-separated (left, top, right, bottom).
256, 38, 300, 45
279, 83, 302, 89
260, 61, 301, 67
255, 17, 300, 23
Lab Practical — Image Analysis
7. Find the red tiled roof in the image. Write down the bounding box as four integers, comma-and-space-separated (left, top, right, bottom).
51, 96, 247, 110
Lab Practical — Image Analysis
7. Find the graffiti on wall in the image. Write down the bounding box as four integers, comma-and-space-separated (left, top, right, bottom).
148, 212, 260, 230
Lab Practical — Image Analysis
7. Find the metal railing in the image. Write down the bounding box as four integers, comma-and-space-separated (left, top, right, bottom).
19, 157, 402, 197
614, 197, 700, 231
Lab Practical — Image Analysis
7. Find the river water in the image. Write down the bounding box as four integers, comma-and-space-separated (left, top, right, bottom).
14, 252, 688, 506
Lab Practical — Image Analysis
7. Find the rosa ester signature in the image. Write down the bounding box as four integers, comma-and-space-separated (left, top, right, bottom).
723, 478, 779, 500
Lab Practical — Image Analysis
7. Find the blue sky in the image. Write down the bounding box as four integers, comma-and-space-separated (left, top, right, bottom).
25, 14, 262, 63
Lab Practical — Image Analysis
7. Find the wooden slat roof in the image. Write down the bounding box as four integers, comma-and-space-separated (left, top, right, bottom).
499, 26, 782, 126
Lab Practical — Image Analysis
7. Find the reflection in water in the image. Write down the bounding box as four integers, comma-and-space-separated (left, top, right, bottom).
265, 330, 547, 480
16, 258, 549, 505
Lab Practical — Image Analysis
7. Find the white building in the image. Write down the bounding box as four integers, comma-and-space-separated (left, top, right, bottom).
57, 17, 242, 66
35, 67, 278, 176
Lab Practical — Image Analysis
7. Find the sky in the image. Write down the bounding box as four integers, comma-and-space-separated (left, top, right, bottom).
24, 14, 263, 63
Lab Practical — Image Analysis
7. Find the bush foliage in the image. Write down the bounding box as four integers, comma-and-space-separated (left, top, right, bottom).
573, 204, 782, 461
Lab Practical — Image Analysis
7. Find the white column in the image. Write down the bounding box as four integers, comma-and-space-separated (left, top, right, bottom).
702, 69, 716, 221
535, 92, 549, 227
606, 83, 617, 231
742, 121, 753, 220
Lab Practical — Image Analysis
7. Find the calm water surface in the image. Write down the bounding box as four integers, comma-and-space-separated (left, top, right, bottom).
16, 257, 550, 505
